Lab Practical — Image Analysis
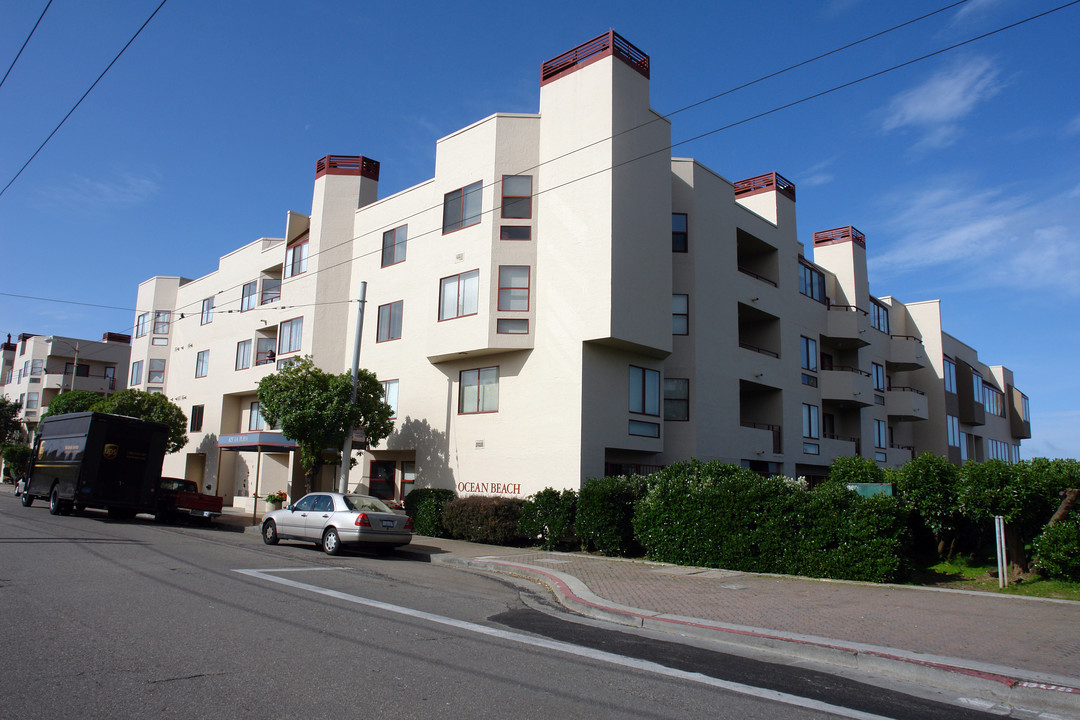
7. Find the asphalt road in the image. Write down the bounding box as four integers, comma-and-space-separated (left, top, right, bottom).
1, 497, 1002, 719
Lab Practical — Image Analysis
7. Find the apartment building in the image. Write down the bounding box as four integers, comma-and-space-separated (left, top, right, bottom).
1, 332, 131, 435
132, 31, 1030, 507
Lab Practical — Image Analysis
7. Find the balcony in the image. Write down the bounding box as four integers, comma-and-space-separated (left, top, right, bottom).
42, 371, 115, 394
819, 366, 874, 407
886, 386, 929, 421
822, 305, 869, 349
740, 422, 783, 456
888, 335, 926, 371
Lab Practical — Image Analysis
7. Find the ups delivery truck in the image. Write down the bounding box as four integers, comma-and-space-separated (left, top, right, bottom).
21, 412, 169, 518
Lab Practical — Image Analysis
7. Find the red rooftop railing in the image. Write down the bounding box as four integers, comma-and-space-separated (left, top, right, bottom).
733, 172, 796, 202
813, 225, 865, 249
541, 31, 650, 85
315, 155, 380, 181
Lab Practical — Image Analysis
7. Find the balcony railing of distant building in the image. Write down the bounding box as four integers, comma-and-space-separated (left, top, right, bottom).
821, 364, 871, 378
733, 172, 796, 202
541, 30, 650, 85
741, 421, 783, 453
739, 341, 780, 359
890, 443, 916, 453
737, 266, 778, 287
828, 304, 868, 316
45, 369, 116, 390
604, 462, 666, 478
813, 225, 866, 249
887, 385, 926, 396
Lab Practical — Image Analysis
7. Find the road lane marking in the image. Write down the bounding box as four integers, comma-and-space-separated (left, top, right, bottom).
236, 568, 896, 720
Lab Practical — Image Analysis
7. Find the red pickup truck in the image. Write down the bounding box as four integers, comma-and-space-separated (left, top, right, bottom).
157, 477, 223, 523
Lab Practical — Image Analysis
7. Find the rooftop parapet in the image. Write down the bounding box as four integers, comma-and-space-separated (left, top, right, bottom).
813, 225, 866, 249
734, 172, 796, 202
541, 30, 650, 86
314, 155, 380, 181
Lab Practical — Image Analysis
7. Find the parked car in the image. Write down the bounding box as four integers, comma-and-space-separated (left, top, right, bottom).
261, 492, 413, 556
157, 477, 223, 523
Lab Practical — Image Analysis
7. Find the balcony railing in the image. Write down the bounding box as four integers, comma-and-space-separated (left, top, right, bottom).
541, 31, 650, 85
604, 462, 665, 478
737, 266, 778, 287
814, 226, 866, 249
741, 421, 783, 453
733, 172, 796, 202
315, 155, 380, 181
739, 341, 779, 359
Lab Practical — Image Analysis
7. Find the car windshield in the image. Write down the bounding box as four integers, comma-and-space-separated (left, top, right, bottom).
342, 495, 393, 513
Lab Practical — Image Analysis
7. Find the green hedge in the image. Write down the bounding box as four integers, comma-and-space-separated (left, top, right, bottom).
442, 496, 527, 545
576, 475, 647, 556
403, 488, 456, 538
519, 488, 577, 550
1033, 516, 1080, 581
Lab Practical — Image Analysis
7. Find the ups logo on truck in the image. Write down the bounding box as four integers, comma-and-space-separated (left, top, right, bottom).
103, 444, 119, 460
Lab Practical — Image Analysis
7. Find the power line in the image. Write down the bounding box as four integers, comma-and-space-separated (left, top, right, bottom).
0, 0, 169, 200
0, 0, 53, 91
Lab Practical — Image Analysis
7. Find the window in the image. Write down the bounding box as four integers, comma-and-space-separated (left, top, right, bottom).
798, 261, 826, 303
278, 318, 303, 355
672, 213, 688, 252
30, 359, 42, 376
148, 359, 165, 384
153, 310, 171, 335
439, 270, 479, 321
65, 363, 89, 378
284, 237, 308, 278
872, 362, 886, 392
381, 379, 399, 418
960, 433, 969, 462
443, 180, 482, 233
501, 175, 532, 218
629, 420, 660, 438
500, 226, 531, 241
241, 281, 258, 312
377, 302, 403, 342
971, 371, 983, 404
26, 392, 38, 410
870, 299, 890, 334
802, 404, 820, 439
190, 405, 204, 432
629, 366, 660, 416
943, 357, 956, 393
201, 297, 214, 325
984, 386, 1005, 417
236, 339, 252, 370
459, 367, 498, 414
1020, 393, 1030, 422
988, 438, 1009, 461
498, 266, 530, 312
874, 419, 887, 449
381, 225, 407, 267
947, 415, 960, 447
152, 337, 168, 346
497, 319, 528, 334
261, 278, 281, 305
800, 336, 817, 372
402, 461, 416, 485
195, 350, 209, 378
135, 313, 149, 337
672, 294, 688, 335
130, 360, 143, 386
256, 338, 276, 366
249, 401, 265, 431
664, 378, 689, 421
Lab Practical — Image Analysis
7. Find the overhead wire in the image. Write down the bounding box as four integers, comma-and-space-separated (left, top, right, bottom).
0, 0, 53, 91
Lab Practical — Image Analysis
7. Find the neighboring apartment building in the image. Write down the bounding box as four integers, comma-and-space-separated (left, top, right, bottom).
132, 31, 1030, 508
0, 332, 131, 436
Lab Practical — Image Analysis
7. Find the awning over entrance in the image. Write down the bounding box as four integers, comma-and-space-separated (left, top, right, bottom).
218, 432, 298, 453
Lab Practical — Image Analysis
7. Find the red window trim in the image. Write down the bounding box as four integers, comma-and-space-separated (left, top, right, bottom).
458, 366, 498, 415
442, 181, 482, 235
496, 318, 529, 335
240, 280, 258, 312
277, 316, 303, 356
500, 174, 532, 219
438, 269, 480, 322
381, 225, 407, 268
380, 378, 399, 419
376, 301, 403, 343
497, 265, 531, 312
500, 226, 532, 241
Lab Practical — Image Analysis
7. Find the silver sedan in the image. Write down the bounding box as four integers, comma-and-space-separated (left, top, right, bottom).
261, 492, 413, 555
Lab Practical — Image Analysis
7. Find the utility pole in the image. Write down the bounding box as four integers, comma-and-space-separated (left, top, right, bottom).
68, 340, 80, 393
338, 282, 367, 493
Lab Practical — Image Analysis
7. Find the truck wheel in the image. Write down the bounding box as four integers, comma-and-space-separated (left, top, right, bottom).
21, 490, 33, 507
322, 528, 341, 556
49, 486, 62, 516
262, 520, 279, 545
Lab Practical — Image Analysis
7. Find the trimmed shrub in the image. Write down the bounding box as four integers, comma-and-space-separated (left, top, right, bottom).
829, 455, 886, 485
1, 444, 32, 481
1033, 515, 1080, 582
519, 488, 577, 550
576, 475, 647, 556
403, 488, 456, 538
442, 496, 527, 545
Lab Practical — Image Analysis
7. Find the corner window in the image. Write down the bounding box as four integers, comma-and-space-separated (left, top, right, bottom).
278, 318, 303, 355
236, 339, 252, 370
377, 301, 403, 342
872, 363, 886, 392
261, 278, 281, 305
672, 213, 688, 252
672, 294, 688, 335
26, 392, 38, 410
148, 359, 166, 384
501, 175, 532, 219
381, 379, 399, 419
663, 378, 689, 421
284, 236, 308, 278
241, 281, 258, 312
195, 350, 209, 378
802, 403, 820, 439
135, 313, 149, 338
459, 367, 498, 414
381, 225, 407, 267
190, 405, 204, 432
201, 297, 214, 325
130, 360, 143, 386
153, 311, 171, 335
442, 181, 482, 233
497, 266, 530, 312
874, 419, 887, 449
629, 366, 660, 416
30, 359, 42, 376
947, 415, 960, 447
943, 357, 956, 393
870, 299, 890, 334
798, 261, 826, 304
439, 270, 479, 321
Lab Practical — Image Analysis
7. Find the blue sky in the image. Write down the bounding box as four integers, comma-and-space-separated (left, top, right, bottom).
1, 0, 1078, 459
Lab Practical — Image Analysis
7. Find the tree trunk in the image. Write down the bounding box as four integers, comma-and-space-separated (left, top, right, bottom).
1004, 524, 1028, 576
1047, 488, 1079, 527
303, 457, 324, 496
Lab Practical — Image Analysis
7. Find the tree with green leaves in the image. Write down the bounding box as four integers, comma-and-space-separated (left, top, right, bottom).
40, 390, 101, 420
0, 396, 25, 446
895, 452, 961, 559
94, 389, 189, 454
256, 356, 394, 494
2, 443, 31, 481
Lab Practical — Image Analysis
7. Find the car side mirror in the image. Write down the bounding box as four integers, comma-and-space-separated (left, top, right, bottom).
287, 504, 295, 511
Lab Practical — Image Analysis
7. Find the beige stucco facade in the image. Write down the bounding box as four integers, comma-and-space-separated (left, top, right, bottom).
127, 32, 1030, 506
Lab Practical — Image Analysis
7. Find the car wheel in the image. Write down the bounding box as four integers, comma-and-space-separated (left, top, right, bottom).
49, 485, 62, 516
262, 520, 279, 545
21, 489, 33, 507
322, 528, 341, 556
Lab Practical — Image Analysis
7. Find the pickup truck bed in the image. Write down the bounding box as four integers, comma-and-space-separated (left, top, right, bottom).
158, 477, 223, 522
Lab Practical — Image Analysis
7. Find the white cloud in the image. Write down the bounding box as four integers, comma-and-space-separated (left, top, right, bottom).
1064, 112, 1080, 136
800, 157, 837, 188
41, 171, 160, 212
880, 55, 1004, 150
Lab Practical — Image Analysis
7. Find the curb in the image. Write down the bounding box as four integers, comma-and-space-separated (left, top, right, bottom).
437, 554, 1080, 717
